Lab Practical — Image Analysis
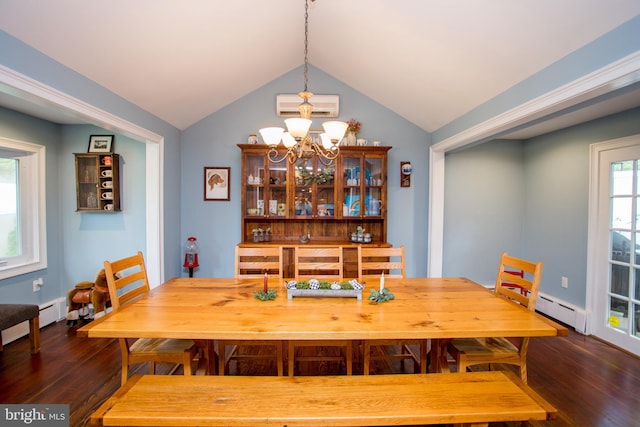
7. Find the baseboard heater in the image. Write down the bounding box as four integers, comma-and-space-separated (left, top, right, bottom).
0, 297, 66, 346
535, 292, 587, 334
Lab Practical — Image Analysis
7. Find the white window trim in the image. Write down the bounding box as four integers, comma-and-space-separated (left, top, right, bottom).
0, 137, 47, 279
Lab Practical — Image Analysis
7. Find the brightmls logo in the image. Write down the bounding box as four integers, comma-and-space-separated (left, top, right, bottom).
1, 405, 69, 426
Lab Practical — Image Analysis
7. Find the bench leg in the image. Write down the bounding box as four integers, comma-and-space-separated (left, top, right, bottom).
29, 316, 40, 354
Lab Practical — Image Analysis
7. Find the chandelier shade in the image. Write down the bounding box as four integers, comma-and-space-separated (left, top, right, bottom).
282, 132, 297, 148
260, 127, 285, 146
284, 118, 312, 139
322, 121, 349, 142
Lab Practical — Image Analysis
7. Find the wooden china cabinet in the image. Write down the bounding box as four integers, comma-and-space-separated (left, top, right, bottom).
238, 144, 391, 277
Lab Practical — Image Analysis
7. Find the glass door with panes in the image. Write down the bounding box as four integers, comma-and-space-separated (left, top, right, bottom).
592, 140, 640, 356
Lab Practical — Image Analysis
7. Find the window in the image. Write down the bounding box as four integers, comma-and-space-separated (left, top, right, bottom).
0, 137, 46, 279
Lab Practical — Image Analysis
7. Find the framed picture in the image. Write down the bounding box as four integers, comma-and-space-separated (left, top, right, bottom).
204, 166, 230, 201
88, 135, 114, 153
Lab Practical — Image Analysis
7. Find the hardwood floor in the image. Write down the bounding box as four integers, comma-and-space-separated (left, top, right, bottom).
1, 320, 639, 427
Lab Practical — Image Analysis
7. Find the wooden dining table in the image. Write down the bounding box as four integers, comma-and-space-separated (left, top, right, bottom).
79, 276, 567, 373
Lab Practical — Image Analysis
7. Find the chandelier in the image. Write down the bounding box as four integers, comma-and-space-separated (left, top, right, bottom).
259, 0, 348, 165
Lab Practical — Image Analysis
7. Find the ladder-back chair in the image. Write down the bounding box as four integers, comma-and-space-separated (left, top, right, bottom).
219, 245, 284, 375
445, 251, 543, 383
359, 246, 427, 374
104, 251, 201, 385
294, 246, 343, 279
234, 245, 284, 278
289, 246, 351, 375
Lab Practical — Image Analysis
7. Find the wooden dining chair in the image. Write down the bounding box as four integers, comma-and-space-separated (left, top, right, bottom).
294, 246, 343, 279
104, 251, 201, 386
234, 245, 284, 278
218, 245, 284, 375
444, 251, 543, 383
359, 246, 427, 374
289, 246, 352, 375
358, 245, 406, 280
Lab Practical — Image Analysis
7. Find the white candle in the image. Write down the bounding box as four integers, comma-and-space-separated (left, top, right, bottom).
380, 272, 385, 292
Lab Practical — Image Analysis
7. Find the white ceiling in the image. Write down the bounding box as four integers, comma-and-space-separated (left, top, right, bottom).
1, 0, 640, 137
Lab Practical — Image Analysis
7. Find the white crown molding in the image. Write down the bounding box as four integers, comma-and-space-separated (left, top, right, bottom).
0, 65, 163, 143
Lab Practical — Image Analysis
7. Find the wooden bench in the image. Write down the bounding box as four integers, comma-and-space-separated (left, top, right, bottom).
0, 304, 40, 354
92, 371, 556, 426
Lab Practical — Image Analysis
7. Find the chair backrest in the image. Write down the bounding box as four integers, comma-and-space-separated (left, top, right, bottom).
235, 245, 283, 279
358, 246, 406, 280
494, 252, 543, 311
104, 251, 150, 309
503, 269, 528, 296
294, 246, 343, 279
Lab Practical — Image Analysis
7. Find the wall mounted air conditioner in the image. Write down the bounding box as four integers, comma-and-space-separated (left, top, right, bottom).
276, 94, 339, 117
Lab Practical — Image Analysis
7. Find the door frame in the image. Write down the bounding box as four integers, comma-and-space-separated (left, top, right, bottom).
587, 135, 640, 345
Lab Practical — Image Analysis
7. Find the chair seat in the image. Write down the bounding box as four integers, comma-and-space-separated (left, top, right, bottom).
130, 338, 197, 355
364, 340, 427, 374
450, 337, 519, 358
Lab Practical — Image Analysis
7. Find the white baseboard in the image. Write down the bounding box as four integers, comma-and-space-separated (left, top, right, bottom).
536, 292, 587, 334
1, 297, 66, 346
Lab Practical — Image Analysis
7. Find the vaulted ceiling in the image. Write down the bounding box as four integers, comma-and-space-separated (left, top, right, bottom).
1, 0, 640, 135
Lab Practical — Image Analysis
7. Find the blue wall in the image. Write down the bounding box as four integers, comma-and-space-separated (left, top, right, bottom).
0, 107, 62, 304
58, 125, 147, 288
443, 139, 525, 284
181, 65, 430, 277
443, 107, 640, 308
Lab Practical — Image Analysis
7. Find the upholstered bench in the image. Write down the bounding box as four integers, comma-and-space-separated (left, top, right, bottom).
0, 304, 40, 354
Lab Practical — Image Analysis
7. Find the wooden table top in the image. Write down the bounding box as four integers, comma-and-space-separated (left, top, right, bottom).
79, 277, 567, 341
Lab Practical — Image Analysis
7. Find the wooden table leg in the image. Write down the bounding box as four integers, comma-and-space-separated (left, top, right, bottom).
429, 339, 452, 373
207, 340, 217, 375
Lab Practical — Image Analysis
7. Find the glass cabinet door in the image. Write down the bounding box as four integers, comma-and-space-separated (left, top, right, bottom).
341, 153, 385, 217
315, 161, 335, 217
76, 156, 100, 210
293, 156, 336, 217
267, 162, 287, 217
294, 158, 313, 217
364, 156, 384, 217
245, 153, 265, 216
342, 155, 362, 217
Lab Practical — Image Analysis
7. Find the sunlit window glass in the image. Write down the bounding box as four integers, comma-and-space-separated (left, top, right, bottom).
0, 157, 19, 258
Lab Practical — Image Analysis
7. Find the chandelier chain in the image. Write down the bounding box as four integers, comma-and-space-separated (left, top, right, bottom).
303, 0, 309, 92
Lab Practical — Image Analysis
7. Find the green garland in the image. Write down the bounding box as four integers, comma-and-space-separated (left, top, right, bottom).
368, 288, 395, 303
294, 280, 356, 290
254, 289, 278, 301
